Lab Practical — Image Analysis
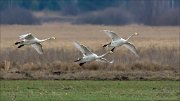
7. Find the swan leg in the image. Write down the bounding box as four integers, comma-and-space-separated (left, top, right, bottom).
111, 47, 115, 52
18, 45, 24, 48
15, 42, 20, 45
103, 44, 108, 47
74, 58, 82, 62
103, 42, 111, 47
15, 41, 24, 45
79, 62, 86, 66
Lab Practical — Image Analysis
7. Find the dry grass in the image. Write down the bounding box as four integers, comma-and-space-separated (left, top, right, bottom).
0, 24, 179, 80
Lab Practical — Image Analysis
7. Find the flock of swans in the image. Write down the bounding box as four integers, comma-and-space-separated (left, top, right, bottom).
15, 30, 139, 66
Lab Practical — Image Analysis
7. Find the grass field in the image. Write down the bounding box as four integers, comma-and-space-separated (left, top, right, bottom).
0, 24, 179, 80
0, 24, 179, 100
0, 80, 179, 101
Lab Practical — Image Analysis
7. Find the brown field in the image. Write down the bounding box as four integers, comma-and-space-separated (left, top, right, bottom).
0, 24, 179, 80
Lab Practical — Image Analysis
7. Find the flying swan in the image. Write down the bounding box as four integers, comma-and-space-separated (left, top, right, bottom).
102, 30, 139, 57
74, 41, 113, 66
15, 33, 55, 54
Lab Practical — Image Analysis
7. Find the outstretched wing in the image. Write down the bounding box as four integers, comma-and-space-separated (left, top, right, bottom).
31, 43, 43, 54
74, 41, 85, 54
103, 30, 121, 41
74, 41, 93, 56
123, 42, 139, 57
19, 33, 35, 40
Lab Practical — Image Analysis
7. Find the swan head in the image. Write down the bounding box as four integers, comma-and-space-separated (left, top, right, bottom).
100, 30, 111, 33
134, 32, 139, 36
102, 30, 113, 33
110, 60, 114, 64
50, 37, 56, 40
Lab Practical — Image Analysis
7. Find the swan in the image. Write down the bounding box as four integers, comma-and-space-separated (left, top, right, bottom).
102, 30, 139, 57
74, 41, 113, 66
15, 33, 55, 54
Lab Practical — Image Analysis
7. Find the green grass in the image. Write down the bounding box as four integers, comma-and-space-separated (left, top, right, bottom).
0, 80, 179, 101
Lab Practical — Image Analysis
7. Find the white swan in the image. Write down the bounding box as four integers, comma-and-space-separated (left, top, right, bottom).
15, 33, 55, 54
102, 30, 139, 57
74, 41, 113, 66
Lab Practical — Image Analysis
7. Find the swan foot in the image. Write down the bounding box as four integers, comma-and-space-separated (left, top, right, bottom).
103, 43, 111, 48
79, 62, 86, 66
103, 44, 108, 47
111, 47, 115, 53
15, 42, 20, 45
74, 58, 82, 62
18, 45, 24, 48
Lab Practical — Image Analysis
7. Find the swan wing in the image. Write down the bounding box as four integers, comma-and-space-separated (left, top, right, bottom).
74, 41, 85, 54
19, 33, 35, 40
81, 44, 94, 55
74, 41, 93, 56
123, 42, 139, 57
103, 30, 121, 41
31, 43, 43, 54
96, 58, 113, 63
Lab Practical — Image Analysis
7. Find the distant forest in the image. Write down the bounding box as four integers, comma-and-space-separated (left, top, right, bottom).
0, 0, 123, 11
0, 0, 179, 25
0, 0, 179, 12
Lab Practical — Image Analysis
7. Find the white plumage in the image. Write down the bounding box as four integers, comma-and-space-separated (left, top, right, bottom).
102, 30, 139, 57
15, 33, 55, 54
74, 41, 113, 66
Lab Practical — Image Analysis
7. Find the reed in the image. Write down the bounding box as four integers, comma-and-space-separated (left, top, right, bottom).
0, 24, 179, 80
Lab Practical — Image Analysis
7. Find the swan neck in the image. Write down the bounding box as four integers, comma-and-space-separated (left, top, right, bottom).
39, 38, 51, 42
99, 51, 109, 58
126, 34, 135, 41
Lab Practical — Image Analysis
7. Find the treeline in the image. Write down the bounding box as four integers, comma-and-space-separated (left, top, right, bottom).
1, 0, 179, 14
0, 0, 119, 13
75, 0, 180, 25
0, 0, 179, 25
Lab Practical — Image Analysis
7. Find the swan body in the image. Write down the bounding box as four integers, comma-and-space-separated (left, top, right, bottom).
74, 41, 113, 66
15, 33, 55, 54
102, 30, 139, 57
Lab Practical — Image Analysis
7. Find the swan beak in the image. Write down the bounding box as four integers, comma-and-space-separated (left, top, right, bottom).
51, 37, 56, 39
110, 60, 114, 64
100, 30, 107, 32
102, 30, 110, 32
134, 32, 139, 36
